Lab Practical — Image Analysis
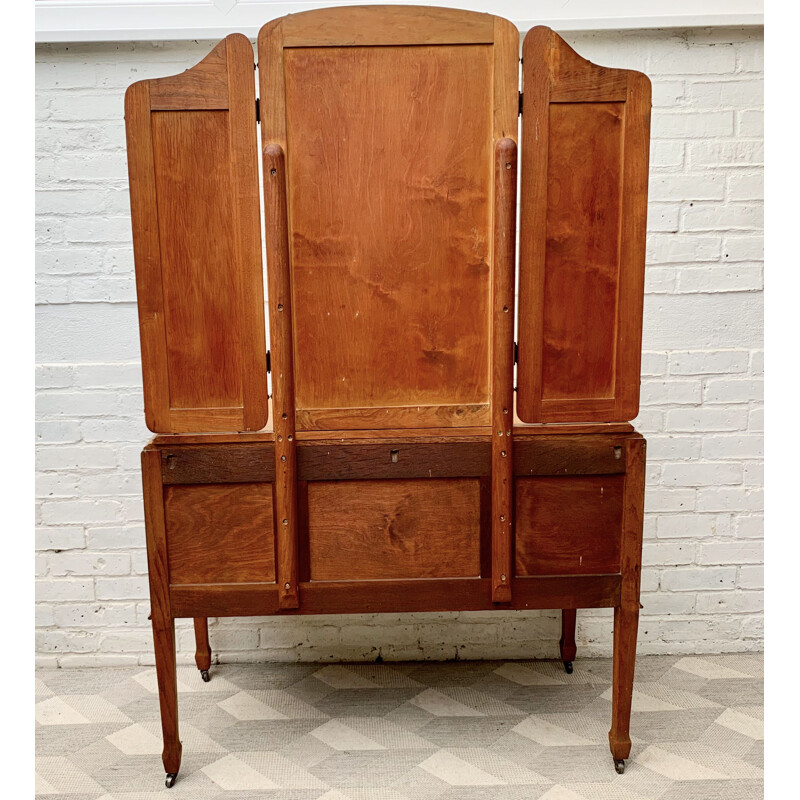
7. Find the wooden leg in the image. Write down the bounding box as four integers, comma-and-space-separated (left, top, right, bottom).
608, 604, 639, 768
193, 618, 212, 682
152, 615, 182, 784
559, 609, 577, 673
608, 436, 646, 774
142, 448, 182, 786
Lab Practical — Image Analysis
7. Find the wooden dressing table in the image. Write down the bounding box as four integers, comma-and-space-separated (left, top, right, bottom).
125, 6, 651, 786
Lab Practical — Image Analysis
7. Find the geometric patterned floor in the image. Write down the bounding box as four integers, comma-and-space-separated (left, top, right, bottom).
36, 653, 763, 799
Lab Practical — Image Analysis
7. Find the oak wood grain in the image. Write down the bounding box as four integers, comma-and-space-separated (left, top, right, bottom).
517, 27, 651, 423
164, 483, 275, 584
169, 574, 621, 618
141, 449, 181, 776
155, 435, 633, 485
126, 34, 267, 434
307, 479, 481, 581
263, 145, 299, 609
258, 10, 519, 431
491, 138, 517, 603
609, 436, 646, 760
515, 475, 624, 575
149, 422, 634, 447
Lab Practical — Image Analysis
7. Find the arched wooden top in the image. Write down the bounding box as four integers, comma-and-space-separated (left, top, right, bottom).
258, 5, 504, 48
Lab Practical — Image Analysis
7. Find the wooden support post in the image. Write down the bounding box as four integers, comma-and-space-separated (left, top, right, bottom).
491, 137, 517, 603
264, 144, 299, 609
193, 618, 212, 681
609, 437, 646, 766
142, 448, 182, 781
560, 609, 577, 672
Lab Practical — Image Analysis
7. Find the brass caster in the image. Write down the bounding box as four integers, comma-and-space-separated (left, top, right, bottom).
563, 661, 573, 674
200, 669, 210, 683
614, 759, 625, 774
165, 773, 178, 788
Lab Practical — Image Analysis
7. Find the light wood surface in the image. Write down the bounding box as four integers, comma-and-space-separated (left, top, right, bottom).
128, 9, 653, 779
149, 421, 635, 447
263, 145, 299, 610
258, 8, 519, 431
491, 138, 517, 603
517, 27, 651, 423
169, 575, 622, 618
125, 34, 267, 434
515, 475, 624, 575
307, 479, 481, 581
609, 437, 646, 761
141, 449, 181, 777
164, 483, 275, 584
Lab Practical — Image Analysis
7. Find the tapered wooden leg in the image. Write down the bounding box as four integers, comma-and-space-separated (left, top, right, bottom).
142, 448, 182, 786
193, 618, 212, 682
559, 609, 577, 673
608, 604, 639, 766
608, 436, 646, 774
153, 615, 182, 782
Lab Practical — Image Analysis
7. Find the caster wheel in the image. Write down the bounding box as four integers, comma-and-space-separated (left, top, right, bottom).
200, 670, 210, 683
614, 759, 625, 775
165, 773, 178, 788
563, 661, 573, 674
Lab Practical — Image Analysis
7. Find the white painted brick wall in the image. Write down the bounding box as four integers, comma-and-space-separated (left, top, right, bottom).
35, 26, 764, 667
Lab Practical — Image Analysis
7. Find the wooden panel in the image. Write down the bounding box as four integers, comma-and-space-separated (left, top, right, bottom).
307, 479, 481, 580
161, 444, 276, 485
151, 109, 242, 411
125, 34, 267, 433
284, 44, 491, 415
514, 436, 628, 476
169, 575, 621, 618
517, 27, 651, 423
258, 9, 519, 431
296, 404, 490, 432
540, 102, 624, 402
152, 420, 633, 447
515, 475, 624, 575
164, 483, 275, 583
155, 434, 636, 484
297, 441, 490, 481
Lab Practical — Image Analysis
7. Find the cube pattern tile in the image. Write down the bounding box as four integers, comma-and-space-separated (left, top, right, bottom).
35, 654, 763, 799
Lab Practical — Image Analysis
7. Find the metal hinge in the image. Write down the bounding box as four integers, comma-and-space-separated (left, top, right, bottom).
518, 92, 523, 116
255, 97, 260, 123
266, 349, 271, 373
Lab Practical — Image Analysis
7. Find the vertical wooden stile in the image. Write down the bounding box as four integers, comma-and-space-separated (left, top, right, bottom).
264, 145, 299, 609
491, 138, 517, 603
